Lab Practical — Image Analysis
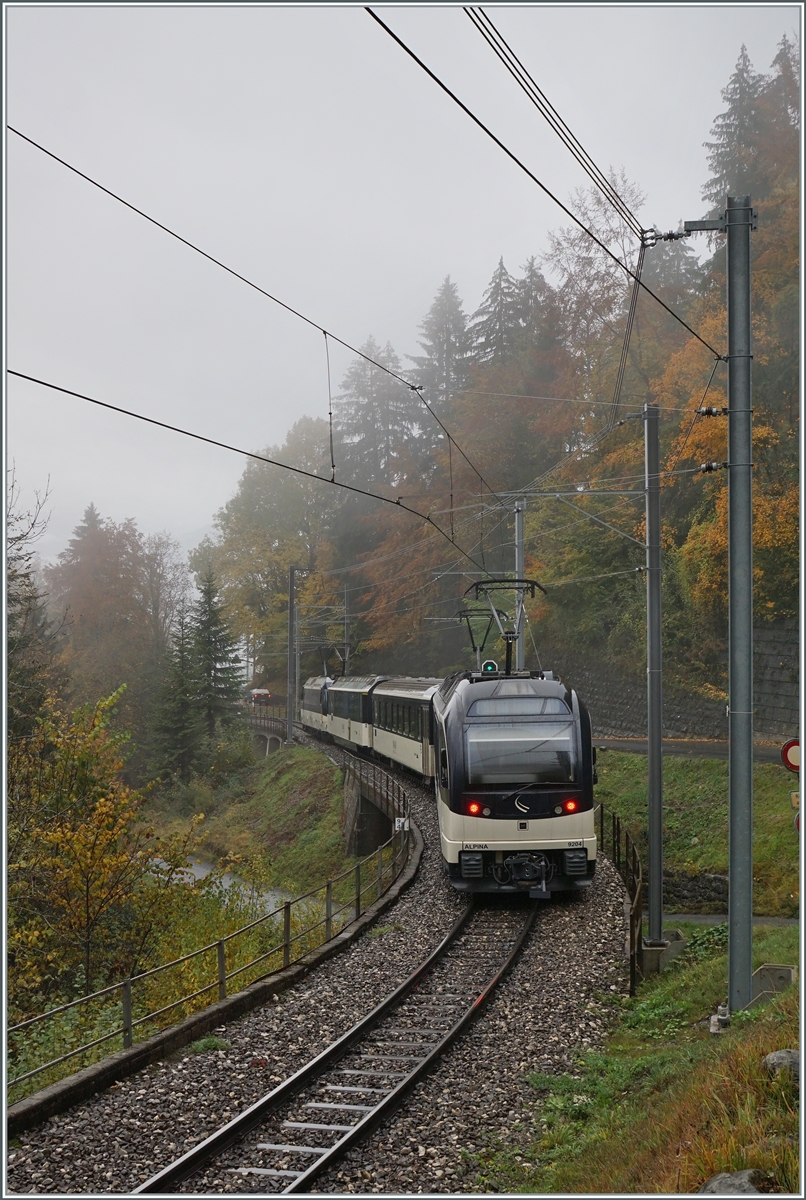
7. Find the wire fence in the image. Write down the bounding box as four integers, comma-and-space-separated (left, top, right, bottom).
597, 802, 644, 994
7, 754, 412, 1105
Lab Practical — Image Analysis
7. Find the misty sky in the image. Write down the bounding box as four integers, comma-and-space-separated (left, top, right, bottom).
5, 3, 798, 564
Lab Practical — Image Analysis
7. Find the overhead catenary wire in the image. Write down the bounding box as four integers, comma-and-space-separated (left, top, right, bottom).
605, 242, 646, 432
324, 332, 336, 482
7, 369, 489, 574
7, 124, 502, 509
464, 6, 643, 238
463, 390, 682, 411
665, 356, 724, 474
365, 8, 721, 359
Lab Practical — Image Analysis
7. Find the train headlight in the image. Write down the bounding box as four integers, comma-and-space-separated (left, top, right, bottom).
563, 798, 579, 813
483, 806, 491, 817
554, 805, 563, 815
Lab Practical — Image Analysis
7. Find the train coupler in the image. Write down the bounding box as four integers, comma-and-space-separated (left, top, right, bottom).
504, 852, 551, 898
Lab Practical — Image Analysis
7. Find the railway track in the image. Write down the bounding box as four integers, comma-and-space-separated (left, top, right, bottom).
136, 898, 538, 1195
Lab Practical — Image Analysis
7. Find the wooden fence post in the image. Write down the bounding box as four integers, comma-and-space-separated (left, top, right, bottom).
354, 862, 361, 919
325, 880, 333, 941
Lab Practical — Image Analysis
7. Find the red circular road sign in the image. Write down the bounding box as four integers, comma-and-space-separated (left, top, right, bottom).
781, 739, 800, 773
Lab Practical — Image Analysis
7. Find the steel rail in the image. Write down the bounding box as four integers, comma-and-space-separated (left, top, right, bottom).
136, 900, 537, 1193
285, 901, 538, 1194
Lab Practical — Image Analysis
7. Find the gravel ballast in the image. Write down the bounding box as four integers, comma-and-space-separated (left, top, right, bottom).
6, 739, 628, 1195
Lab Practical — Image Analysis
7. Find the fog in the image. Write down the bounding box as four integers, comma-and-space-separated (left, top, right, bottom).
5, 3, 797, 561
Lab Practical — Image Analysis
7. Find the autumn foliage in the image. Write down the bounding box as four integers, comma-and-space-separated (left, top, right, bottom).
199, 39, 798, 689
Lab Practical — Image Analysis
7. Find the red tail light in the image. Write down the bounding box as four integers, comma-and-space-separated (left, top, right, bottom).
563, 798, 579, 813
467, 800, 482, 816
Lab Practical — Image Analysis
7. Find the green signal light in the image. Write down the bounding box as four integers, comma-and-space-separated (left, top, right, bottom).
481, 660, 498, 673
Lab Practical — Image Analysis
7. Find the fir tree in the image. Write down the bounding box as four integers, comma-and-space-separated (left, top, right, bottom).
469, 258, 519, 365
703, 45, 764, 209
149, 611, 204, 782
410, 276, 470, 416
334, 336, 420, 486
7, 478, 64, 737
190, 568, 243, 739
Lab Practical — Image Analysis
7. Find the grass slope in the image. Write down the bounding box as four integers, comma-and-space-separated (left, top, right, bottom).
148, 746, 353, 894
595, 752, 799, 916
472, 923, 799, 1194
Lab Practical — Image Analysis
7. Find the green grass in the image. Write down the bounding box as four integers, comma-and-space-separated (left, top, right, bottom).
366, 922, 406, 938
470, 923, 799, 1195
595, 752, 799, 916
146, 745, 355, 894
188, 1035, 231, 1053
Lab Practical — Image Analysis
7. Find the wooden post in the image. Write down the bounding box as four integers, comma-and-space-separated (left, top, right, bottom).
377, 846, 383, 899
354, 862, 361, 920
325, 881, 333, 941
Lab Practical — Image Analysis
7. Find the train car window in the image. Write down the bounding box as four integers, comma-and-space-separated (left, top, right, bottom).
467, 697, 569, 716
465, 720, 576, 785
349, 692, 362, 722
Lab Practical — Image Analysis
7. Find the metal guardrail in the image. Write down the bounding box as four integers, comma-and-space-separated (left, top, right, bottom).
596, 803, 644, 995
7, 753, 412, 1099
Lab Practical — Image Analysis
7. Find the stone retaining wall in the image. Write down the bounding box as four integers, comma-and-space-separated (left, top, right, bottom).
662, 870, 729, 913
542, 618, 798, 742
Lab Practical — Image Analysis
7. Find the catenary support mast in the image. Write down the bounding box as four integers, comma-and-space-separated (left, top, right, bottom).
286, 565, 296, 744
685, 196, 756, 1011
725, 196, 755, 1012
515, 497, 525, 670
644, 405, 664, 946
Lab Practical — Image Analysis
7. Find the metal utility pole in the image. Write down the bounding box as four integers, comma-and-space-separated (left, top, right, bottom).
644, 405, 665, 947
514, 497, 525, 670
685, 196, 756, 1011
344, 584, 350, 675
725, 196, 755, 1013
286, 565, 296, 744
295, 604, 301, 720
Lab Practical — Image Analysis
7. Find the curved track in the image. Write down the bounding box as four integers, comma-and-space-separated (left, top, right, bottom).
136, 899, 537, 1195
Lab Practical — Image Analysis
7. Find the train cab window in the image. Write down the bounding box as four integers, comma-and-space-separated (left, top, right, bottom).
465, 718, 577, 785
467, 697, 569, 716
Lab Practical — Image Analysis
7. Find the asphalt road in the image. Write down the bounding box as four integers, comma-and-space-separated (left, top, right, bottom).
594, 737, 786, 765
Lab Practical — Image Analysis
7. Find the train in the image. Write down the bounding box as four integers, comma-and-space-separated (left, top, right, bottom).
300, 668, 597, 899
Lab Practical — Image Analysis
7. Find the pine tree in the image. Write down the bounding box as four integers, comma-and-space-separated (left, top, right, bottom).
7, 478, 64, 737
149, 611, 204, 782
334, 336, 420, 485
190, 569, 243, 739
469, 258, 519, 365
410, 276, 470, 415
703, 45, 764, 209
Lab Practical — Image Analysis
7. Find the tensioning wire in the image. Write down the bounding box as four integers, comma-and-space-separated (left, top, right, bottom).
365, 8, 721, 359
8, 125, 502, 509
8, 369, 489, 574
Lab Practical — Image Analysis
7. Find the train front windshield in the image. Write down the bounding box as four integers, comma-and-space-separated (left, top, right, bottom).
464, 698, 576, 786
